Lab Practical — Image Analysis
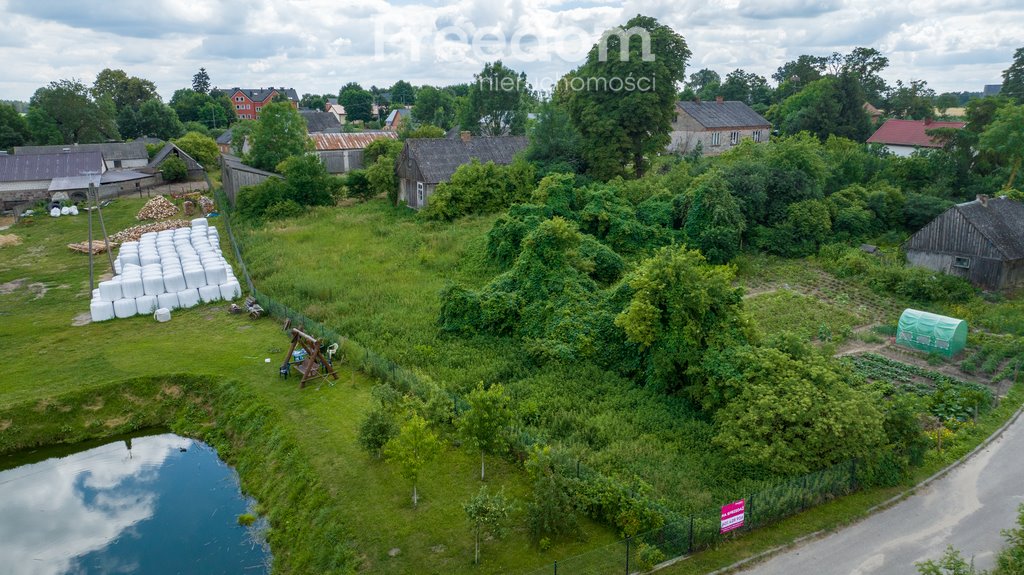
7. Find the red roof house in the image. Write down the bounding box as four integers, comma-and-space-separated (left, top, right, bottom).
867, 119, 965, 157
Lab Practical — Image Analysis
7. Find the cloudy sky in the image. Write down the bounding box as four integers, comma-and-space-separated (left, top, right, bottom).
0, 0, 1019, 102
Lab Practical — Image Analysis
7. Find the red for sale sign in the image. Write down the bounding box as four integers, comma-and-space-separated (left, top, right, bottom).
720, 499, 745, 534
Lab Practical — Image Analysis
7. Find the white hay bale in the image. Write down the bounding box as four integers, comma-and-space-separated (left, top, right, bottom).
157, 292, 179, 310
163, 272, 186, 293
135, 294, 158, 314
121, 276, 144, 299
90, 300, 115, 322
184, 266, 207, 289
113, 298, 138, 318
198, 284, 222, 303
154, 307, 171, 322
177, 288, 200, 308
142, 274, 165, 296
219, 281, 242, 300
98, 281, 122, 302
190, 218, 208, 228
204, 264, 228, 286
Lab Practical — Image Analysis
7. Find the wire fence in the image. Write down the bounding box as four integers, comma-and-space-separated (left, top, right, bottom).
215, 191, 865, 574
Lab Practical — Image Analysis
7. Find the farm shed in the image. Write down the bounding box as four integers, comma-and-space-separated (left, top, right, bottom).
905, 195, 1024, 290
896, 309, 967, 357
310, 131, 398, 174
221, 154, 281, 206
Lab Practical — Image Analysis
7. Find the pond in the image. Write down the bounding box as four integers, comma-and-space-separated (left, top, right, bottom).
0, 433, 270, 575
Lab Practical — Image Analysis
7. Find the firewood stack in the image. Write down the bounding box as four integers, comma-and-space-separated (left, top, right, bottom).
136, 196, 178, 221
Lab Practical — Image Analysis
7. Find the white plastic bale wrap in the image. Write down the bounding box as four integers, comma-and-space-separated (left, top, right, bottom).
204, 264, 228, 286
142, 274, 165, 296
68, 205, 79, 216
113, 298, 138, 318
219, 281, 242, 300
177, 288, 200, 308
154, 308, 172, 322
191, 218, 208, 229
135, 294, 158, 314
90, 300, 115, 322
198, 284, 222, 303
50, 207, 60, 217
121, 276, 145, 299
183, 266, 207, 289
60, 206, 70, 215
98, 281, 122, 301
140, 253, 161, 267
157, 292, 180, 310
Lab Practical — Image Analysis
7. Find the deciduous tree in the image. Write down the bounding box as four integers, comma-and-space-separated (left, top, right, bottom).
247, 102, 310, 172
339, 84, 374, 122
384, 414, 442, 507
461, 61, 530, 136
173, 131, 219, 168
28, 79, 118, 144
0, 103, 30, 150
464, 486, 512, 564
1002, 47, 1024, 103
458, 383, 512, 481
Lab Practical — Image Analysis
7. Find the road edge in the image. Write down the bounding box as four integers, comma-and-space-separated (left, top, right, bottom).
665, 400, 1024, 575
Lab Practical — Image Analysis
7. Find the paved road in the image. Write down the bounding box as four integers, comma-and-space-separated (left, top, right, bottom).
741, 411, 1024, 575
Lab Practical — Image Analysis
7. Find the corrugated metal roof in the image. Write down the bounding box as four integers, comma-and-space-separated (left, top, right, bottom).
310, 131, 398, 151
100, 170, 151, 184
954, 197, 1024, 261
0, 151, 104, 182
402, 136, 529, 184
48, 174, 102, 191
867, 119, 965, 148
14, 142, 148, 161
677, 100, 770, 129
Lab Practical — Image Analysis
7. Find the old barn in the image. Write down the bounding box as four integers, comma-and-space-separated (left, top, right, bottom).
905, 195, 1024, 290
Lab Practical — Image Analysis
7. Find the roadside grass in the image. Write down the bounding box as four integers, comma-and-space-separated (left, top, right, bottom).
0, 196, 614, 574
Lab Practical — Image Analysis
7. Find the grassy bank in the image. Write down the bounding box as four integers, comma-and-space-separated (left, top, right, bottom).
0, 196, 615, 574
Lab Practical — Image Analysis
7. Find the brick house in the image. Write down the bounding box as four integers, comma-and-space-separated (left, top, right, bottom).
221, 87, 299, 120
668, 98, 771, 156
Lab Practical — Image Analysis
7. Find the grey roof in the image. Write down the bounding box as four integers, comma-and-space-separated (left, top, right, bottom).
954, 197, 1024, 260
300, 110, 343, 133
149, 143, 204, 171
386, 108, 412, 124
14, 142, 148, 162
0, 151, 104, 182
100, 170, 151, 184
402, 136, 528, 184
48, 174, 102, 191
221, 154, 281, 178
216, 129, 233, 145
224, 87, 299, 103
676, 100, 770, 129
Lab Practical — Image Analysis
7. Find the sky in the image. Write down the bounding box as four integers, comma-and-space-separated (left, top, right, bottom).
0, 0, 1020, 102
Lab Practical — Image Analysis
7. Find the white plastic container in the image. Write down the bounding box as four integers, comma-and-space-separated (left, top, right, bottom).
219, 281, 242, 300
121, 276, 145, 299
90, 300, 115, 322
154, 308, 172, 322
135, 294, 158, 314
98, 280, 122, 302
177, 288, 200, 308
113, 298, 138, 318
157, 292, 179, 310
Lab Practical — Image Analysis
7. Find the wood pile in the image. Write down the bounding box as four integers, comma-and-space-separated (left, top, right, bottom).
198, 196, 215, 214
67, 239, 117, 254
110, 220, 190, 243
136, 196, 178, 220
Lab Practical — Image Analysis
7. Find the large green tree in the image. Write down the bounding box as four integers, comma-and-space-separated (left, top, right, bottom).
247, 102, 310, 172
92, 68, 159, 113
120, 99, 183, 140
460, 61, 530, 136
28, 79, 118, 144
192, 67, 211, 95
719, 69, 772, 107
682, 170, 746, 264
979, 104, 1024, 190
339, 84, 374, 122
614, 245, 749, 393
411, 85, 456, 130
389, 80, 416, 105
886, 79, 936, 119
1002, 47, 1024, 103
173, 131, 219, 168
463, 487, 512, 564
564, 15, 690, 179
0, 103, 30, 150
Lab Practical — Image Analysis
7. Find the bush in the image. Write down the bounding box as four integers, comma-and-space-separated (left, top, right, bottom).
345, 169, 373, 201
160, 155, 188, 182
174, 131, 219, 168
264, 200, 303, 221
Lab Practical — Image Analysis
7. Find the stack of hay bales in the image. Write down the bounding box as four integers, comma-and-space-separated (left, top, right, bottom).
89, 218, 242, 322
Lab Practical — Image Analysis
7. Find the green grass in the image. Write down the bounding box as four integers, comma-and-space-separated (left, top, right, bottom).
746, 289, 866, 343
0, 196, 615, 574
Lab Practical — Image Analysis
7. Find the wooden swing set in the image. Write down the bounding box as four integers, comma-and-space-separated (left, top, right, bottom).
280, 328, 339, 388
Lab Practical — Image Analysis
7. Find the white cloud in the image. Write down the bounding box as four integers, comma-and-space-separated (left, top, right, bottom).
0, 0, 1020, 100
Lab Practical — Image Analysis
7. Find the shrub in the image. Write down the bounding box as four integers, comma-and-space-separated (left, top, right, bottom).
160, 155, 188, 182
345, 169, 373, 201
264, 200, 303, 221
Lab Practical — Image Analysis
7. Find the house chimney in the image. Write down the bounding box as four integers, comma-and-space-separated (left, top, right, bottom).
977, 194, 989, 206
460, 131, 472, 143
716, 96, 724, 104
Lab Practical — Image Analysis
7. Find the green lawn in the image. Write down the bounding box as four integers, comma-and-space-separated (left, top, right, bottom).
0, 197, 615, 574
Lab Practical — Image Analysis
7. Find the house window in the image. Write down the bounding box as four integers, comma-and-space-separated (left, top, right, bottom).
235, 96, 242, 102
114, 160, 122, 168
711, 132, 721, 146
416, 182, 424, 205
953, 256, 971, 269
729, 131, 739, 145
753, 130, 762, 143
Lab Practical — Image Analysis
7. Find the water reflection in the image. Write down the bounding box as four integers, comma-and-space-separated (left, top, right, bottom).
0, 433, 269, 575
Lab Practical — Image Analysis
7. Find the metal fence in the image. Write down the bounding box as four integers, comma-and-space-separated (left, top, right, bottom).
215, 191, 864, 574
